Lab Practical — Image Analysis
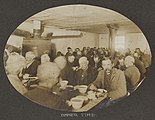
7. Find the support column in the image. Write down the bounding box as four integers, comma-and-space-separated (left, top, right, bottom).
107, 24, 119, 58
95, 35, 100, 48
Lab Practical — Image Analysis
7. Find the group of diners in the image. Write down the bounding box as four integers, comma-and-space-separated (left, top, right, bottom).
5, 46, 151, 111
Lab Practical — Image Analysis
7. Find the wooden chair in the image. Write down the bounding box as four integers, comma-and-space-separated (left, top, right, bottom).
133, 76, 145, 92
128, 76, 146, 93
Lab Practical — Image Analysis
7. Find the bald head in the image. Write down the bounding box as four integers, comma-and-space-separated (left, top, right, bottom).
124, 56, 135, 67
79, 57, 89, 70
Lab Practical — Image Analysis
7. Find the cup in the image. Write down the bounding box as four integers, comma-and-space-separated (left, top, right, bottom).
60, 80, 68, 89
77, 85, 88, 94
71, 97, 84, 109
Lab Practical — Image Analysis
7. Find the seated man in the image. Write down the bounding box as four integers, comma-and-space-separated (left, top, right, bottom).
89, 59, 127, 101
124, 56, 140, 92
22, 51, 40, 77
133, 53, 146, 79
141, 50, 151, 70
74, 57, 98, 85
24, 62, 69, 110
6, 53, 28, 94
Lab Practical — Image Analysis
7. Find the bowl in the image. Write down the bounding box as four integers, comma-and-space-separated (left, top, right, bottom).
77, 85, 88, 94
97, 89, 104, 93
75, 95, 88, 102
71, 97, 84, 109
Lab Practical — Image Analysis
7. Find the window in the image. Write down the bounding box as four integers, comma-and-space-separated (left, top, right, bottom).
115, 36, 125, 51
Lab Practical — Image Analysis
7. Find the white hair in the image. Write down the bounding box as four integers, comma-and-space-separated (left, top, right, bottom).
79, 57, 88, 64
54, 56, 67, 70
25, 51, 36, 59
6, 54, 26, 74
125, 56, 135, 63
41, 54, 50, 63
37, 62, 60, 82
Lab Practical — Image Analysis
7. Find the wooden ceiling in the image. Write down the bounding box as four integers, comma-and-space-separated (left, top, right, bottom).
25, 5, 141, 34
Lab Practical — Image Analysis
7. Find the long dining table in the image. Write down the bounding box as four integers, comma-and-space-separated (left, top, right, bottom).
72, 93, 107, 112
23, 80, 108, 112
54, 86, 108, 112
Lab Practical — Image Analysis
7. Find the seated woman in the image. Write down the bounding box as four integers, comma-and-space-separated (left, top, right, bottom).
5, 53, 28, 94
24, 62, 69, 111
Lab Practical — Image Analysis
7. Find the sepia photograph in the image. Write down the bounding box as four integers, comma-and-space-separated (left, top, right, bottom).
3, 4, 152, 112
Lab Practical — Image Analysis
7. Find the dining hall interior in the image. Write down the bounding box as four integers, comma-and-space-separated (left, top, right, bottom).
4, 5, 152, 112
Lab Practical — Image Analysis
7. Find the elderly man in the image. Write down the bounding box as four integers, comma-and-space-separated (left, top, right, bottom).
133, 52, 146, 79
124, 56, 140, 91
22, 51, 40, 77
74, 57, 98, 85
6, 53, 28, 94
24, 62, 69, 110
41, 53, 50, 64
89, 59, 127, 101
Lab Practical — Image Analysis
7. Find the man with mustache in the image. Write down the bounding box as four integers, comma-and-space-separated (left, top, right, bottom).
89, 59, 127, 101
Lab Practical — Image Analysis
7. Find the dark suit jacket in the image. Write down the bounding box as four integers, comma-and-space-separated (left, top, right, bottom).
134, 57, 146, 79
124, 65, 140, 90
141, 54, 151, 68
74, 66, 98, 85
24, 87, 69, 110
22, 60, 40, 77
60, 62, 75, 85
